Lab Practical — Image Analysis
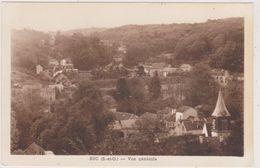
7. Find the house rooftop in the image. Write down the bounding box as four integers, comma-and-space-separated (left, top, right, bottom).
139, 112, 158, 120
112, 111, 138, 121
176, 106, 193, 113
24, 142, 45, 155
183, 120, 205, 131
113, 119, 137, 130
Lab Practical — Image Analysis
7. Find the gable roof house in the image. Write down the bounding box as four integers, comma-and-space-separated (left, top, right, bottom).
48, 58, 59, 68
111, 111, 139, 138
174, 120, 206, 136
112, 111, 139, 121
143, 63, 171, 77
211, 69, 230, 87
162, 67, 178, 77
175, 106, 198, 122
24, 142, 45, 155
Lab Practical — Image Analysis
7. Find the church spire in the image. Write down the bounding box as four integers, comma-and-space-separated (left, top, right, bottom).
211, 90, 231, 117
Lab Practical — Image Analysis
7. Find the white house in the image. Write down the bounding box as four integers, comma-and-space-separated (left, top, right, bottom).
118, 44, 127, 54
162, 67, 177, 77
211, 69, 230, 86
180, 64, 192, 72
36, 65, 43, 74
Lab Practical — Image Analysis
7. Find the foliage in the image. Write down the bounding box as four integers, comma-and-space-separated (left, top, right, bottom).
114, 78, 130, 101
11, 111, 20, 152
224, 80, 244, 120
188, 63, 218, 106
91, 133, 239, 156
114, 77, 148, 115
54, 33, 115, 70
96, 18, 243, 72
11, 88, 48, 150
11, 29, 51, 72
148, 71, 162, 99
29, 80, 114, 154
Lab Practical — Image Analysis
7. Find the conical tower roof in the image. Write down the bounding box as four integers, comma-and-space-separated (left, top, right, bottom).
211, 90, 231, 117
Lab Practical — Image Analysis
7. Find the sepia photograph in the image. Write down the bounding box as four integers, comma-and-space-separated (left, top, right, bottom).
1, 2, 254, 167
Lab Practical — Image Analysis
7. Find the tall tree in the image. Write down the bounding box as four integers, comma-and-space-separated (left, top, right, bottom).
30, 80, 113, 154
149, 71, 161, 99
114, 78, 130, 101
189, 63, 218, 106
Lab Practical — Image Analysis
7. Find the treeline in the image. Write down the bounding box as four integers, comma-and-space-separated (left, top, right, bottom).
12, 17, 244, 73
96, 17, 244, 72
11, 29, 116, 72
54, 32, 116, 70
11, 29, 51, 72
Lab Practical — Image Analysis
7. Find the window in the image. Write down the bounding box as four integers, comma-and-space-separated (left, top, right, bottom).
212, 119, 216, 130
221, 119, 229, 130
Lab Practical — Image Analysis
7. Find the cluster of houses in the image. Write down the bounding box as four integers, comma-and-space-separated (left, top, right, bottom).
110, 90, 233, 143
12, 57, 81, 114
141, 63, 192, 77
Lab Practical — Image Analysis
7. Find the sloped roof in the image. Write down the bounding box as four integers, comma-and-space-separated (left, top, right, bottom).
176, 106, 192, 113
24, 142, 45, 155
158, 107, 174, 115
112, 111, 138, 120
113, 119, 137, 130
139, 112, 157, 120
183, 120, 204, 131
211, 90, 231, 117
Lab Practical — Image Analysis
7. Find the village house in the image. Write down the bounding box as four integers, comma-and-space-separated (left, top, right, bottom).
143, 63, 172, 77
180, 64, 192, 72
175, 106, 198, 122
162, 67, 178, 77
111, 111, 139, 138
236, 73, 244, 81
112, 119, 138, 138
211, 69, 230, 86
118, 44, 127, 54
49, 83, 64, 92
60, 58, 78, 73
101, 40, 113, 47
135, 112, 160, 131
78, 70, 93, 80
48, 58, 59, 68
174, 120, 206, 136
53, 73, 72, 87
173, 90, 232, 138
113, 53, 125, 63
36, 65, 43, 75
112, 111, 139, 120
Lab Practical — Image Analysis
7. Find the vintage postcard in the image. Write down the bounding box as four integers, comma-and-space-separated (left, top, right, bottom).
1, 2, 253, 167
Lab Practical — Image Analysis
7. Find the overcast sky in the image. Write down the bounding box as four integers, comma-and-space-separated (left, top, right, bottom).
3, 3, 251, 32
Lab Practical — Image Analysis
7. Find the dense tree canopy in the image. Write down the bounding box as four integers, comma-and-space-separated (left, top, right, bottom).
188, 63, 219, 107
54, 33, 115, 70
96, 18, 243, 72
148, 71, 162, 100
11, 29, 51, 72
